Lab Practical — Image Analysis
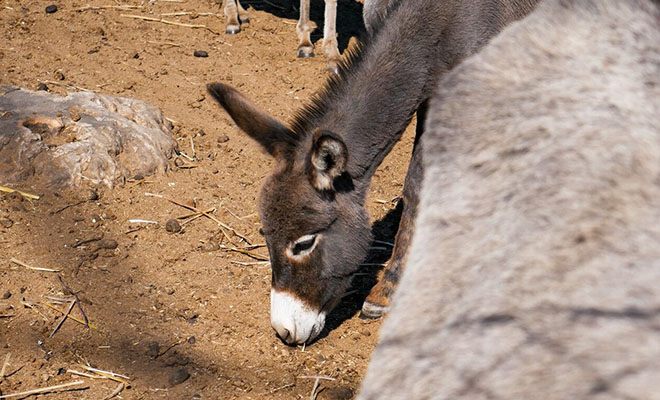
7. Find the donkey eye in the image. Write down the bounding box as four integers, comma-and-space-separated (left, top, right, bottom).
290, 234, 318, 257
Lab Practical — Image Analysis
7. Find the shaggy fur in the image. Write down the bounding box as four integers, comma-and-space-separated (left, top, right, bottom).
359, 0, 660, 398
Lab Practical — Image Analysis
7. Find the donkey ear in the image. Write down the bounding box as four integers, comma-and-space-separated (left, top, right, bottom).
308, 130, 348, 191
207, 82, 297, 157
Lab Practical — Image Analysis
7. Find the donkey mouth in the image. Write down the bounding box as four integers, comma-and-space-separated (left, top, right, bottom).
270, 289, 327, 345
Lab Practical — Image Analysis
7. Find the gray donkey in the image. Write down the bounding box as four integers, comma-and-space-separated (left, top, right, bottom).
221, 0, 390, 73
360, 0, 660, 398
209, 0, 538, 345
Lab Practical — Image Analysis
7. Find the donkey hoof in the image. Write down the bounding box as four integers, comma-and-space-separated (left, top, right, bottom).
298, 48, 315, 58
359, 301, 389, 319
225, 25, 240, 35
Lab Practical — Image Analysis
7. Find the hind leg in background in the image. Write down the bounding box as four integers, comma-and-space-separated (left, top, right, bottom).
297, 0, 315, 58
361, 101, 427, 318
322, 0, 341, 74
236, 0, 250, 25
223, 0, 242, 34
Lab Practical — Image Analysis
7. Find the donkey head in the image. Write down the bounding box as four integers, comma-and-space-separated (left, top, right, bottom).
208, 83, 372, 345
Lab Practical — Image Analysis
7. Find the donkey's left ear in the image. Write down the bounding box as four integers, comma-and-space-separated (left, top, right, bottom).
308, 130, 348, 191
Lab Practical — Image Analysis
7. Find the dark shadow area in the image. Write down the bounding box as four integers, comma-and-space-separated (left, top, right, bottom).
318, 198, 404, 340
241, 0, 366, 53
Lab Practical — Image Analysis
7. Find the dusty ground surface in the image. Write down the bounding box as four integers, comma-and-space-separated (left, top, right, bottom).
0, 0, 416, 398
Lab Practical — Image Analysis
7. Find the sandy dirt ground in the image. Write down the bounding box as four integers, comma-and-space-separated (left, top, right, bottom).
0, 0, 417, 398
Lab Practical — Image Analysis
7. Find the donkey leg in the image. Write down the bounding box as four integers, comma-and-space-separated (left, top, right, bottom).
236, 0, 250, 25
322, 0, 341, 74
297, 0, 315, 58
223, 0, 241, 34
361, 101, 428, 319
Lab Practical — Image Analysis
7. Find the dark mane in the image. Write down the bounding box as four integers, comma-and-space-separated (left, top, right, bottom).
289, 37, 370, 138
289, 0, 403, 138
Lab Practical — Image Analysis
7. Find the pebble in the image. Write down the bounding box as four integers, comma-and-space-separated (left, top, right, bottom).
193, 394, 201, 399
36, 83, 49, 91
1, 291, 10, 299
147, 342, 160, 359
168, 368, 190, 386
98, 238, 118, 250
45, 4, 58, 13
0, 218, 13, 228
217, 135, 230, 144
188, 336, 196, 344
87, 189, 99, 201
193, 50, 208, 58
165, 219, 181, 233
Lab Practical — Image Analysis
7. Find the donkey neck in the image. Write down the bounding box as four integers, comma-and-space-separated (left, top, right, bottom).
292, 0, 451, 182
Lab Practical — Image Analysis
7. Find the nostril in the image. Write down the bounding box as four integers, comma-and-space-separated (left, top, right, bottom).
279, 328, 291, 343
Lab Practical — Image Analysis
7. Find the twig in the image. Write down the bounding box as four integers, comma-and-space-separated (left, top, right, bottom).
190, 136, 196, 158
20, 299, 49, 321
230, 260, 270, 266
147, 40, 181, 47
103, 382, 125, 400
67, 370, 98, 379
10, 258, 60, 272
120, 14, 219, 34
36, 79, 91, 92
0, 185, 39, 200
299, 375, 336, 381
268, 382, 295, 394
81, 365, 130, 384
52, 200, 86, 214
72, 5, 142, 11
49, 299, 76, 338
58, 275, 89, 329
0, 353, 10, 380
0, 380, 88, 399
128, 219, 158, 224
145, 192, 252, 244
219, 245, 268, 261
41, 302, 97, 329
72, 236, 103, 248
177, 207, 215, 220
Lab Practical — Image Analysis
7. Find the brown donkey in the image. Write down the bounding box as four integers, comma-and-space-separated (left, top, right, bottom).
209, 0, 538, 345
360, 0, 660, 397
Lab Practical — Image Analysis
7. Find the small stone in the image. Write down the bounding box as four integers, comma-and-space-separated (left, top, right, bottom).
147, 342, 160, 359
0, 218, 13, 228
133, 173, 144, 181
188, 336, 196, 344
87, 189, 99, 201
193, 50, 208, 58
217, 135, 230, 144
45, 4, 58, 13
36, 83, 49, 91
1, 291, 10, 299
57, 367, 66, 375
98, 238, 118, 250
187, 315, 197, 325
165, 219, 181, 233
168, 368, 190, 386
201, 241, 218, 252
193, 394, 201, 399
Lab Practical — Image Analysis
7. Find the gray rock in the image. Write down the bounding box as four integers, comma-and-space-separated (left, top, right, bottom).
0, 86, 176, 188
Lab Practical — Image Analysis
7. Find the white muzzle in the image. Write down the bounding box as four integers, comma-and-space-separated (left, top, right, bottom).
270, 289, 326, 345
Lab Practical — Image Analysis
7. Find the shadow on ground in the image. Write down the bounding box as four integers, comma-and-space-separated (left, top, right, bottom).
240, 0, 367, 52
